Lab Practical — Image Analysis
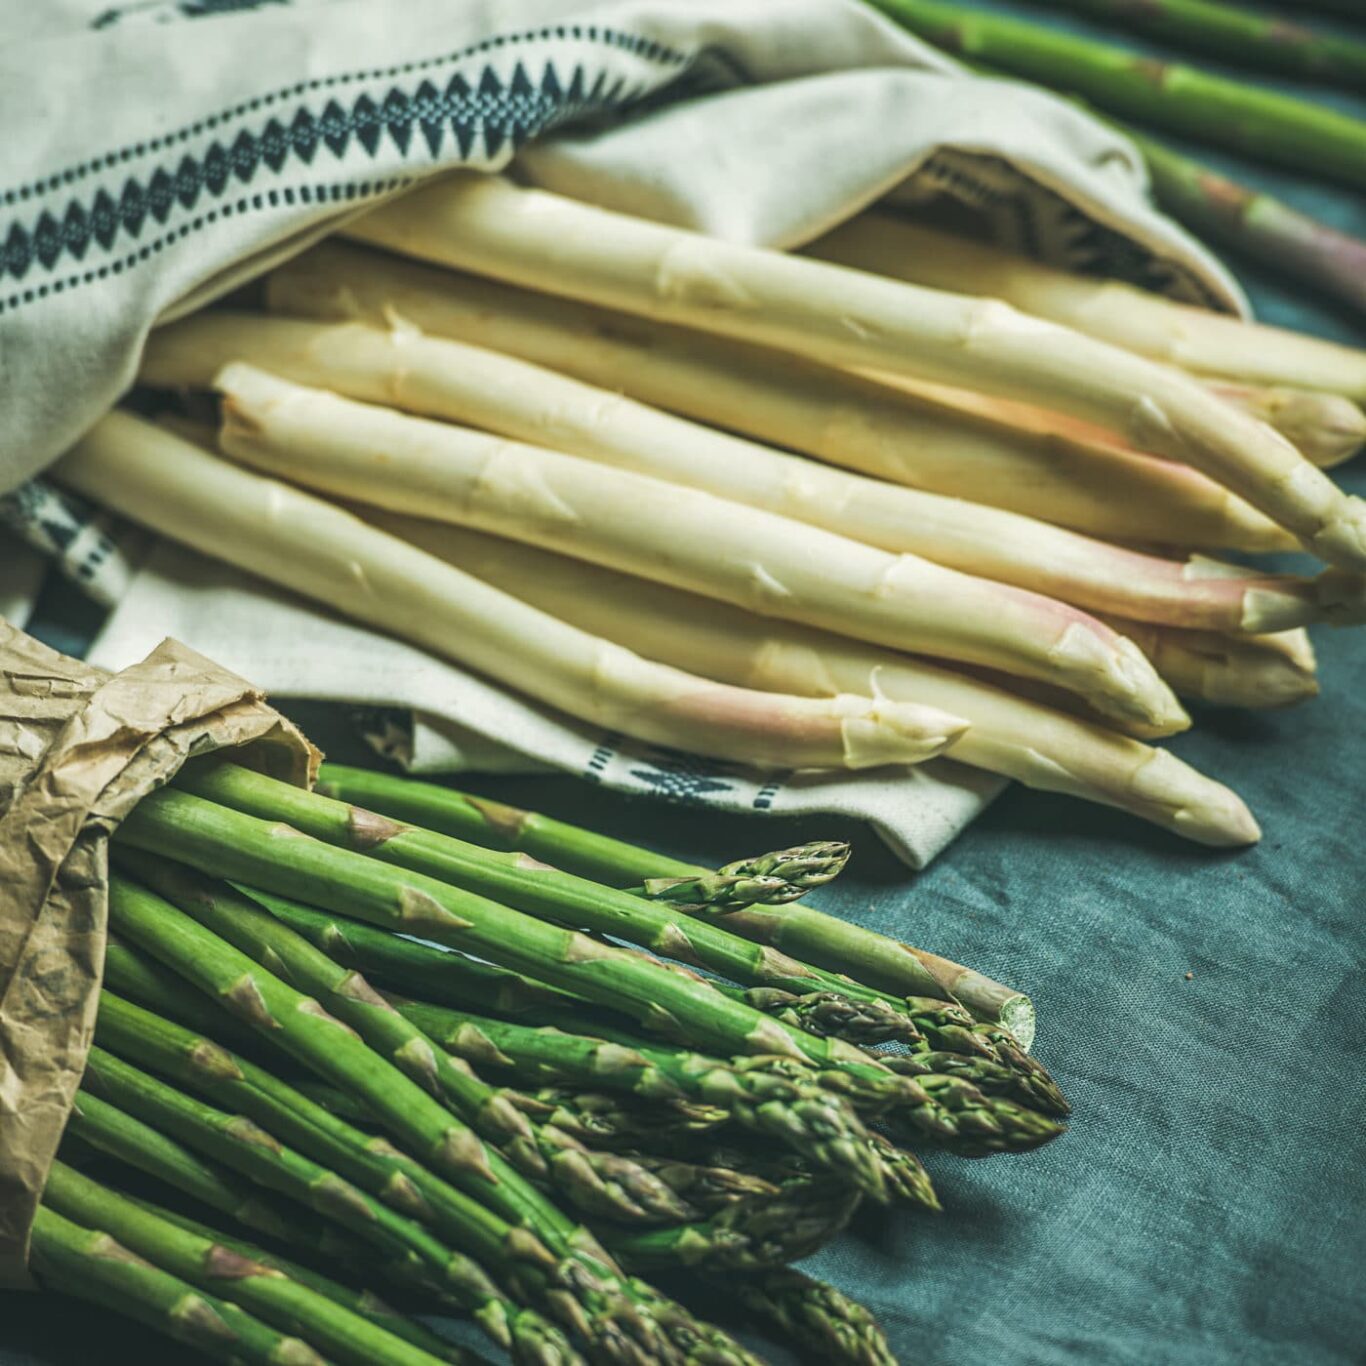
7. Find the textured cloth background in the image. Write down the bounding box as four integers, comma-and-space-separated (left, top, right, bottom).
5, 1, 1365, 1363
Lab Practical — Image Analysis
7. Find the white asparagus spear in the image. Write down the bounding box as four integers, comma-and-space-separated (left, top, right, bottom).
214, 362, 1189, 735
1097, 617, 1319, 710
1203, 382, 1365, 469
347, 175, 1366, 570
807, 213, 1366, 402
363, 514, 1259, 847
51, 413, 968, 771
873, 372, 1366, 471
265, 241, 1296, 554
141, 311, 1349, 634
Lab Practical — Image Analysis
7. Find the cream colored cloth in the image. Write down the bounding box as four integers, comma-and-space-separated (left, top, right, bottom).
0, 0, 1244, 492
88, 540, 1006, 868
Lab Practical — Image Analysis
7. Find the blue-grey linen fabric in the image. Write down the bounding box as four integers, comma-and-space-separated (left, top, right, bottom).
5, 4, 1364, 1363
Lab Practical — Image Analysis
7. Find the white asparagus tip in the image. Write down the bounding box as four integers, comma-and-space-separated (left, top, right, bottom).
1238, 585, 1322, 634
1068, 629, 1190, 735
1226, 658, 1320, 709
827, 694, 970, 767
1312, 569, 1366, 627
1130, 749, 1261, 847
1307, 495, 1366, 569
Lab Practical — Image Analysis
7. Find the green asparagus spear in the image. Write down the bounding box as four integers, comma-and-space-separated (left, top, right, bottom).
674, 896, 1059, 1111
1033, 0, 1366, 90
120, 782, 878, 1080
173, 767, 1024, 1083
67, 1086, 369, 1264
124, 850, 697, 1228
865, 0, 1366, 190
506, 1089, 733, 1148
103, 876, 729, 1366
1128, 128, 1366, 320
283, 772, 1040, 1061
123, 1195, 472, 1365
29, 1204, 328, 1366
316, 765, 848, 904
617, 1157, 782, 1213
42, 1161, 453, 1366
604, 1178, 860, 1273
82, 1046, 498, 1312
120, 781, 1060, 1157
388, 996, 888, 1197
124, 892, 578, 1021
94, 991, 592, 1364
105, 934, 269, 1054
716, 1268, 897, 1366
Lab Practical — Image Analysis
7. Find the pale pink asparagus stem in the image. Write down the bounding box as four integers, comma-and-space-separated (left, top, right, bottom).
347, 176, 1366, 570
51, 412, 967, 771
366, 515, 1260, 849
140, 311, 1349, 634
213, 362, 1189, 734
266, 241, 1298, 555
1098, 617, 1320, 709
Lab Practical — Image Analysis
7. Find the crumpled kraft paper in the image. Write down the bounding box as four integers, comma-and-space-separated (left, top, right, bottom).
0, 621, 317, 1288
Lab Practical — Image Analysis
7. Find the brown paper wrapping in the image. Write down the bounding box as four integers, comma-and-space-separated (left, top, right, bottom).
0, 621, 317, 1288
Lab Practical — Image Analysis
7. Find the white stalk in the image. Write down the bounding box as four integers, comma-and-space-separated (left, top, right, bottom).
366, 515, 1260, 848
1203, 382, 1365, 469
1098, 617, 1320, 710
347, 175, 1366, 569
808, 212, 1366, 401
214, 362, 1189, 735
51, 412, 967, 771
142, 311, 1349, 634
265, 240, 1296, 555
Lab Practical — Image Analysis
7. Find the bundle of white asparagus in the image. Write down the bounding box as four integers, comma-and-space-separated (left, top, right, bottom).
55, 173, 1366, 848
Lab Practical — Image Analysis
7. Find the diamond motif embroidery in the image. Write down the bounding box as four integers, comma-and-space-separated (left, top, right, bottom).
0, 34, 683, 312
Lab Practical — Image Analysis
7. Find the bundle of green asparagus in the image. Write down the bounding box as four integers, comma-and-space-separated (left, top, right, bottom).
34, 758, 1070, 1366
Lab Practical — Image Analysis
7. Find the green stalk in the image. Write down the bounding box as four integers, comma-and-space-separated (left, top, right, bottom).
1032, 0, 1366, 90
82, 1045, 496, 1311
282, 771, 1041, 1057
67, 1087, 369, 1264
125, 850, 695, 1228
123, 1196, 471, 1364
617, 1157, 781, 1213
94, 995, 756, 1366
94, 991, 591, 1365
122, 780, 882, 1081
193, 765, 1037, 1089
315, 764, 847, 904
41, 1161, 453, 1366
507, 1088, 732, 1149
105, 935, 268, 1054
1129, 128, 1366, 320
314, 764, 715, 887
673, 898, 1059, 1110
105, 872, 552, 1225
389, 996, 888, 1197
123, 780, 1061, 1156
604, 1180, 859, 1273
170, 769, 943, 1066
29, 1204, 327, 1366
715, 1269, 897, 1366
865, 0, 1366, 190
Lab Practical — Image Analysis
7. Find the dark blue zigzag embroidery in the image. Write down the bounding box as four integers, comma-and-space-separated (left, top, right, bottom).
629, 748, 738, 805
0, 52, 653, 316
1, 26, 685, 206
93, 0, 290, 29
